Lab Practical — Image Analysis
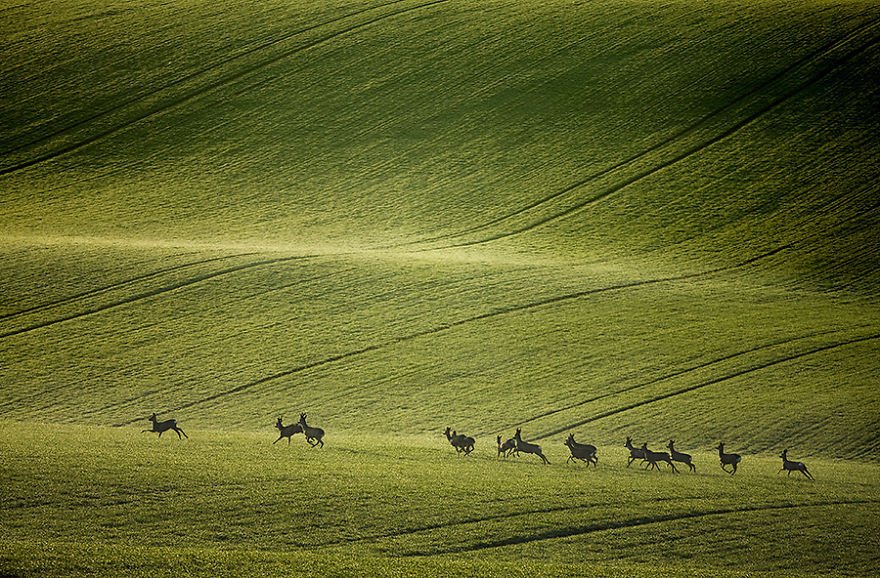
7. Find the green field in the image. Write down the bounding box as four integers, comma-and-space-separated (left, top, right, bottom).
2, 0, 879, 575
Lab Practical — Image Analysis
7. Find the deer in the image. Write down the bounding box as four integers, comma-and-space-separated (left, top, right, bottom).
667, 440, 696, 473
625, 436, 646, 467
514, 428, 550, 464
641, 442, 678, 473
445, 427, 464, 453
564, 433, 598, 466
457, 431, 475, 454
496, 435, 517, 458
297, 413, 324, 448
717, 442, 742, 475
779, 449, 814, 480
141, 413, 188, 439
444, 427, 474, 455
273, 417, 303, 445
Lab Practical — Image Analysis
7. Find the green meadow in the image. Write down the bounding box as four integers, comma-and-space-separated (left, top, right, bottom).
2, 0, 879, 575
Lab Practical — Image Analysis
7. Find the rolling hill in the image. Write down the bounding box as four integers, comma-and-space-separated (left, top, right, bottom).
2, 0, 879, 575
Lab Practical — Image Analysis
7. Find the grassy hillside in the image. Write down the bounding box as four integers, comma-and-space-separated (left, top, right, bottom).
1, 0, 879, 575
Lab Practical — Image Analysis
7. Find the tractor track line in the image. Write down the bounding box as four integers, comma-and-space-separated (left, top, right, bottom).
402, 499, 879, 556
0, 252, 259, 322
0, 254, 317, 340
115, 275, 711, 423
429, 19, 880, 251
129, 237, 850, 419
0, 0, 413, 159
0, 0, 449, 177
401, 15, 880, 249
315, 495, 709, 549
538, 332, 880, 440
486, 325, 860, 437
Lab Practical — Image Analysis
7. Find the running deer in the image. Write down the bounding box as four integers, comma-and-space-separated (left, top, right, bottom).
297, 413, 324, 448
667, 440, 696, 473
779, 449, 814, 480
273, 417, 303, 445
142, 413, 188, 439
445, 427, 463, 453
564, 433, 598, 466
717, 442, 742, 475
625, 436, 646, 467
641, 442, 678, 473
497, 435, 517, 458
444, 427, 474, 455
514, 428, 550, 464
458, 431, 475, 454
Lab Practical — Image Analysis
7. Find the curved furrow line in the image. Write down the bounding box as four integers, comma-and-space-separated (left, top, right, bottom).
0, 254, 318, 340
537, 332, 880, 440
125, 214, 879, 421
114, 274, 707, 423
0, 0, 449, 176
419, 17, 880, 251
482, 325, 860, 437
135, 237, 854, 419
315, 494, 709, 549
0, 252, 259, 322
402, 499, 879, 556
117, 198, 878, 421
0, 0, 410, 159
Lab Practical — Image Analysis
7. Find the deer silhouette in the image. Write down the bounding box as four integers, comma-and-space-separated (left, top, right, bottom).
496, 435, 517, 458
273, 417, 303, 445
142, 413, 187, 439
625, 436, 646, 467
641, 443, 678, 473
297, 413, 324, 448
779, 449, 814, 480
514, 428, 550, 464
717, 442, 742, 475
564, 433, 598, 466
444, 427, 474, 455
457, 431, 475, 454
667, 440, 696, 473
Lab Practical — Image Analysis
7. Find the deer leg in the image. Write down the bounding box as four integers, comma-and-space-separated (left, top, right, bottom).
177, 427, 188, 439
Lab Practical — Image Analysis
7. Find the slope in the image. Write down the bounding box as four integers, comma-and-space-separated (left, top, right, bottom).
1, 0, 879, 458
